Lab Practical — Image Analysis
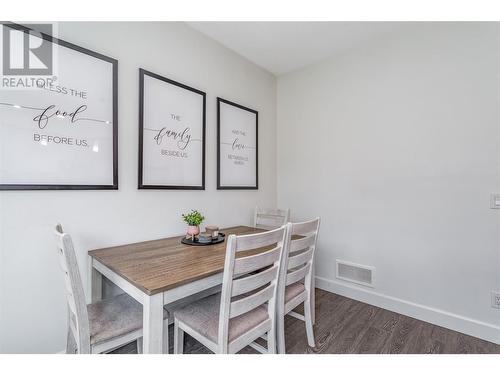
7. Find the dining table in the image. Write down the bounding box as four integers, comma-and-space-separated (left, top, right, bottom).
87, 225, 315, 354
88, 225, 262, 353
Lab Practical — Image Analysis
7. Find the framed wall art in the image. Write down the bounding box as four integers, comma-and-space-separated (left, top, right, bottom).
139, 69, 206, 189
0, 23, 118, 190
217, 97, 258, 190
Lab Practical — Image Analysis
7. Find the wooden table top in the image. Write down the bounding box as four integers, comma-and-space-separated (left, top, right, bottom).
88, 226, 265, 296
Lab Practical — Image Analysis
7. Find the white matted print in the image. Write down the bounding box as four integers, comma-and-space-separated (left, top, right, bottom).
0, 24, 117, 190
139, 69, 205, 189
217, 98, 258, 189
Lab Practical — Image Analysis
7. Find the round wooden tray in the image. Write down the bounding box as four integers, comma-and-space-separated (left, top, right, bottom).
181, 232, 226, 246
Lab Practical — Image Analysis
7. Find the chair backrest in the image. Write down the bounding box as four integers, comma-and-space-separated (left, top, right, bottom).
254, 206, 290, 230
54, 224, 90, 353
277, 218, 320, 309
218, 225, 290, 352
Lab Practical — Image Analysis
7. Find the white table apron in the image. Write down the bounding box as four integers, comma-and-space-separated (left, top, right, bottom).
88, 256, 224, 354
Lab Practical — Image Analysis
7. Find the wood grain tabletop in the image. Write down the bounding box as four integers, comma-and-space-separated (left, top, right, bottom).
88, 226, 266, 295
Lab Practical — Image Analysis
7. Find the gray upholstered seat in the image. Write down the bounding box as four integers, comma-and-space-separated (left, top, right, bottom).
88, 293, 168, 345
285, 282, 305, 303
174, 293, 269, 344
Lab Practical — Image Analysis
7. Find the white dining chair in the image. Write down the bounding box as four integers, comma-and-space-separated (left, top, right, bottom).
276, 218, 320, 354
254, 206, 290, 230
173, 225, 290, 354
55, 224, 168, 354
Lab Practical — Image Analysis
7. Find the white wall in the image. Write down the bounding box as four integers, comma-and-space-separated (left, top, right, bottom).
277, 23, 500, 343
0, 22, 277, 353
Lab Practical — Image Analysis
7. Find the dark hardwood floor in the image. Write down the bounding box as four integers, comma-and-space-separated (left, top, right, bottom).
112, 289, 500, 354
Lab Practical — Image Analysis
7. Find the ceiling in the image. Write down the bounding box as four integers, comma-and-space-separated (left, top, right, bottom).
187, 22, 406, 76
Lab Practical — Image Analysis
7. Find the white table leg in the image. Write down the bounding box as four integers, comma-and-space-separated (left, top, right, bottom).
143, 293, 164, 354
88, 256, 102, 303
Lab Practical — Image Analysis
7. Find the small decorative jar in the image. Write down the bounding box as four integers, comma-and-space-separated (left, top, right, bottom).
198, 233, 213, 243
206, 225, 219, 239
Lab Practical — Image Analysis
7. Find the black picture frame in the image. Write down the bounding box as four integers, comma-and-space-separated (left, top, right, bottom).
217, 97, 258, 190
138, 68, 206, 190
0, 22, 118, 191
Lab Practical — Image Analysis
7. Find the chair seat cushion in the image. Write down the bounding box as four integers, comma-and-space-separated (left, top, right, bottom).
285, 282, 305, 303
174, 293, 269, 344
88, 293, 167, 345
164, 287, 221, 321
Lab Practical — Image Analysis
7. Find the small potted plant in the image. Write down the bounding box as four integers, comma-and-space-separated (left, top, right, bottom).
182, 210, 205, 239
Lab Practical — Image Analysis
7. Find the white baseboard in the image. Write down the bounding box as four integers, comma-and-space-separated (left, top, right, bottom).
315, 276, 500, 345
